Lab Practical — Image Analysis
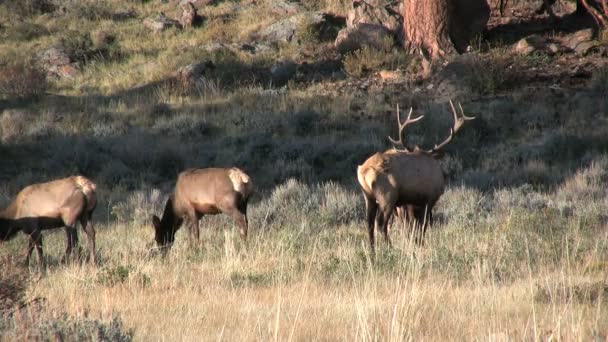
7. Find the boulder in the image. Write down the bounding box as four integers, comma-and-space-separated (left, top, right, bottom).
347, 0, 402, 33
112, 8, 137, 21
564, 29, 598, 55
269, 0, 300, 16
257, 14, 303, 44
36, 47, 79, 79
335, 0, 402, 53
513, 35, 547, 55
144, 13, 182, 33
335, 24, 392, 53
179, 2, 201, 28
173, 60, 215, 87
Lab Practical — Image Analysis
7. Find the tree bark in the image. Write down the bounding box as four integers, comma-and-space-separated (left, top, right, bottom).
403, 0, 453, 60
402, 0, 490, 61
579, 0, 608, 28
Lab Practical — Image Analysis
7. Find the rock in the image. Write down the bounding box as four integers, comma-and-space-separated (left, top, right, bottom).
377, 70, 402, 81
256, 13, 322, 44
564, 29, 598, 55
112, 8, 137, 21
270, 61, 297, 86
36, 47, 79, 79
144, 13, 182, 33
335, 0, 401, 53
335, 24, 392, 53
347, 0, 402, 33
179, 2, 201, 28
37, 47, 70, 67
257, 14, 302, 44
513, 35, 547, 55
269, 0, 300, 16
173, 60, 215, 87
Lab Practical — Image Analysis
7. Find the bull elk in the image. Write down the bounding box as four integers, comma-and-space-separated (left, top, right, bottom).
151, 167, 253, 252
0, 176, 97, 268
357, 101, 474, 251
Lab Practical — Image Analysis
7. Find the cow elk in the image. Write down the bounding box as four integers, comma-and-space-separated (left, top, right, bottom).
357, 101, 474, 251
151, 167, 253, 252
0, 176, 97, 268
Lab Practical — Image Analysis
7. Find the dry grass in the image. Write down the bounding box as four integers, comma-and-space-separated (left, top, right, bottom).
1, 167, 605, 340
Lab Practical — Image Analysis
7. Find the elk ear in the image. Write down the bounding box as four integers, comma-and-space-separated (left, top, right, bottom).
152, 215, 161, 230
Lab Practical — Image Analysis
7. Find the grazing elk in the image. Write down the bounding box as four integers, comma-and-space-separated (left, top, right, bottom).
357, 101, 474, 251
151, 167, 253, 252
0, 176, 97, 268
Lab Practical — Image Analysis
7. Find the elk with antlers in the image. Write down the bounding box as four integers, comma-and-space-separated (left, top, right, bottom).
357, 101, 474, 251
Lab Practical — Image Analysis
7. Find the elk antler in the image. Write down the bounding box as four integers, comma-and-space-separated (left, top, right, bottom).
426, 100, 475, 154
388, 104, 424, 152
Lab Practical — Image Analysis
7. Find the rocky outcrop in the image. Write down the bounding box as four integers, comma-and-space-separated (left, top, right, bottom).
179, 2, 201, 28
144, 13, 182, 33
36, 47, 78, 79
513, 29, 599, 56
335, 0, 402, 53
173, 60, 215, 88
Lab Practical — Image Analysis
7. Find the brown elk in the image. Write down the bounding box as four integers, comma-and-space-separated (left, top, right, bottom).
0, 176, 97, 268
357, 101, 474, 251
151, 167, 253, 252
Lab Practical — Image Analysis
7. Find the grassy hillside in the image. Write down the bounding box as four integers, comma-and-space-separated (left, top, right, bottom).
1, 0, 607, 340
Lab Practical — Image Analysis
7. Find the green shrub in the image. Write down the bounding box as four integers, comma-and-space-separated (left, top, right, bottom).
464, 53, 521, 95
59, 31, 95, 64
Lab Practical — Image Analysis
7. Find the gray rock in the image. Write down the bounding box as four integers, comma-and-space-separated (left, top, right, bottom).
335, 24, 391, 53
256, 12, 325, 44
513, 35, 547, 55
179, 1, 200, 28
563, 29, 598, 55
144, 13, 182, 33
173, 60, 214, 87
36, 47, 79, 79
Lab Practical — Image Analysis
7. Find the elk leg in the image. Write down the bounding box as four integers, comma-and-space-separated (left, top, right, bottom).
24, 230, 44, 270
363, 194, 377, 252
186, 211, 200, 247
24, 231, 38, 267
79, 215, 96, 265
228, 200, 248, 241
378, 206, 394, 248
62, 227, 78, 263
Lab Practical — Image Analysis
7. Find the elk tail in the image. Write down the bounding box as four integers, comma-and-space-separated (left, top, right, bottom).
229, 168, 254, 199
74, 176, 97, 212
357, 165, 376, 196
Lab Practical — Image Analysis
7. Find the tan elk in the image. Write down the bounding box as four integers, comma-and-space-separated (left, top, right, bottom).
357, 101, 474, 251
152, 167, 253, 252
0, 176, 97, 268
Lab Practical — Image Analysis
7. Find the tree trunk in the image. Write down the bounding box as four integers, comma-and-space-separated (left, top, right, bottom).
402, 0, 490, 61
403, 0, 453, 60
578, 0, 608, 28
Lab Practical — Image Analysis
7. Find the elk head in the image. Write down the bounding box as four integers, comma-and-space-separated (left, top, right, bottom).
388, 100, 475, 157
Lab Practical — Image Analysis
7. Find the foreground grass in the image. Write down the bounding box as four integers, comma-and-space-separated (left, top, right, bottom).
2, 164, 607, 340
